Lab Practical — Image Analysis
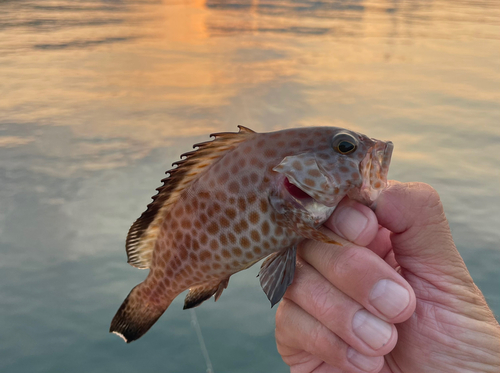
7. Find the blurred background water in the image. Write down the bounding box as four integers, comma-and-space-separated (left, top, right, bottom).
0, 0, 499, 372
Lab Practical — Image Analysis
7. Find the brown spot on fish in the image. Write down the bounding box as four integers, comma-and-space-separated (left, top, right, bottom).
247, 192, 258, 204
250, 173, 259, 184
220, 216, 230, 228
228, 181, 240, 193
228, 232, 237, 244
265, 149, 277, 157
218, 172, 230, 185
232, 247, 243, 256
248, 211, 260, 225
240, 237, 251, 249
250, 229, 260, 242
180, 249, 188, 260
238, 220, 249, 231
222, 249, 231, 259
220, 234, 228, 245
171, 219, 179, 230
210, 239, 219, 251
241, 176, 249, 187
215, 191, 226, 203
292, 160, 303, 171
199, 251, 211, 261
191, 240, 200, 251
200, 233, 208, 245
200, 213, 208, 224
225, 208, 237, 219
259, 199, 268, 213
308, 169, 321, 177
261, 221, 270, 236
237, 197, 246, 211
207, 222, 219, 235
304, 178, 316, 187
199, 191, 210, 199
253, 246, 262, 254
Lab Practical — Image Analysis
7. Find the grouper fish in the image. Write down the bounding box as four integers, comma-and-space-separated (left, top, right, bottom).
110, 126, 393, 342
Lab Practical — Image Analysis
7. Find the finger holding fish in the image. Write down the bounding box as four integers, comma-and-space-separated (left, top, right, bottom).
276, 200, 416, 372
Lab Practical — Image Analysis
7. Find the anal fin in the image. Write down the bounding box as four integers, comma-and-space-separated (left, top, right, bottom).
183, 278, 229, 310
258, 246, 297, 307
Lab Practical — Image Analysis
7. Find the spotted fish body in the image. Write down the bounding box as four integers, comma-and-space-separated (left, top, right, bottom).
110, 126, 393, 342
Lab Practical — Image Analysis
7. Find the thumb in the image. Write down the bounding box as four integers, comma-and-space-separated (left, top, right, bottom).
374, 181, 486, 311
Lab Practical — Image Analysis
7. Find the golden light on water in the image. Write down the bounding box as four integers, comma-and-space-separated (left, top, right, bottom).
0, 0, 499, 166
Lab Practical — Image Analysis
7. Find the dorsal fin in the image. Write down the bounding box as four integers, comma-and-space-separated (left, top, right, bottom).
125, 125, 256, 269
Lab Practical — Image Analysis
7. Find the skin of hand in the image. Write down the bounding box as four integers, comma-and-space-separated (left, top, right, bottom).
275, 181, 500, 373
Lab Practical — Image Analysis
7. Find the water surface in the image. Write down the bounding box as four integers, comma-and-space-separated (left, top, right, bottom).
1, 1, 499, 372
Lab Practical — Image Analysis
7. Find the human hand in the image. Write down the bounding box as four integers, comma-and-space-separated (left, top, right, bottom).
275, 181, 500, 373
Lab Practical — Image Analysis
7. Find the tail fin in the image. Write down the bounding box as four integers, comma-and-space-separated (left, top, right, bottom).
110, 283, 171, 343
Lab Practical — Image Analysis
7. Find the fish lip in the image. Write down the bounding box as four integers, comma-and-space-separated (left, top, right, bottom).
376, 140, 393, 180
353, 140, 393, 206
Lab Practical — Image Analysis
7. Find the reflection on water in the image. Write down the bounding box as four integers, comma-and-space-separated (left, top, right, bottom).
0, 1, 499, 372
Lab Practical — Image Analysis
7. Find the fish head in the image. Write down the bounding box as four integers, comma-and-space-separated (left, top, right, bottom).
272, 128, 393, 219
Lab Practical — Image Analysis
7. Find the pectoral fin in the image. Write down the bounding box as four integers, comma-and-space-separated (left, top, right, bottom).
183, 278, 229, 310
258, 246, 297, 307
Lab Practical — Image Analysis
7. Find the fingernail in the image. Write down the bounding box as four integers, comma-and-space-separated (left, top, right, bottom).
352, 309, 393, 350
347, 347, 382, 372
334, 206, 368, 241
370, 279, 410, 318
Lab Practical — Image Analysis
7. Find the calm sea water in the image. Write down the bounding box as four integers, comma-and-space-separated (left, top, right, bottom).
0, 1, 499, 372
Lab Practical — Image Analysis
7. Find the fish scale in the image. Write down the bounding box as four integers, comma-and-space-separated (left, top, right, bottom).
110, 125, 393, 343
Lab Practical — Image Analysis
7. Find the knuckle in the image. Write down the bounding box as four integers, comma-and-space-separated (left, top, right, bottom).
275, 299, 292, 329
330, 245, 365, 277
408, 182, 442, 210
408, 182, 447, 226
308, 280, 337, 320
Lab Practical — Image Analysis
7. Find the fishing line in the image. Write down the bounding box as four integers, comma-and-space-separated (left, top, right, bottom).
190, 309, 214, 373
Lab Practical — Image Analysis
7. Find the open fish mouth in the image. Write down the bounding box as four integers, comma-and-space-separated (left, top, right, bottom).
351, 140, 393, 205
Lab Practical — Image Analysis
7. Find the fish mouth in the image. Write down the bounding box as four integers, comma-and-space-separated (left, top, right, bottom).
351, 140, 393, 205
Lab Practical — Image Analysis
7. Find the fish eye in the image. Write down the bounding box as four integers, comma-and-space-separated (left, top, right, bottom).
332, 134, 358, 155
